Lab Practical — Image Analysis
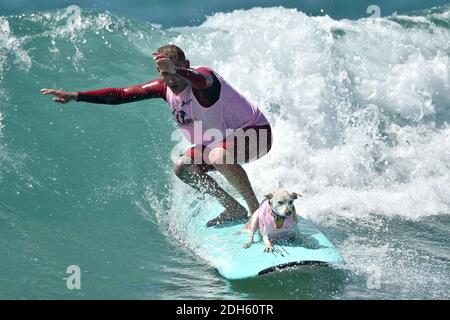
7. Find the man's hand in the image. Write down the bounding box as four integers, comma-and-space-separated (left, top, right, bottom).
152, 52, 176, 76
41, 88, 78, 104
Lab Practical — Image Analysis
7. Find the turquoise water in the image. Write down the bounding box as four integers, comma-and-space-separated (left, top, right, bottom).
0, 3, 450, 299
2, 0, 450, 27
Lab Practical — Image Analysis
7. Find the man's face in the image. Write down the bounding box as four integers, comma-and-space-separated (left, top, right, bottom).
158, 59, 189, 94
162, 73, 187, 94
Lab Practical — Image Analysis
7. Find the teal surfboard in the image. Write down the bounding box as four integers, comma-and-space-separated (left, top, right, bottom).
185, 198, 344, 280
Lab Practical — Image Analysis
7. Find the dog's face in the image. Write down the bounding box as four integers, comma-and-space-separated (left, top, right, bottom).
264, 190, 301, 219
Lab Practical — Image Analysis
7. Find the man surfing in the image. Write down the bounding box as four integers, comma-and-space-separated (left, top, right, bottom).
41, 44, 272, 226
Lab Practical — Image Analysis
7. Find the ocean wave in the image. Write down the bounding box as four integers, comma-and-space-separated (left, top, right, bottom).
167, 6, 450, 221
1, 6, 448, 220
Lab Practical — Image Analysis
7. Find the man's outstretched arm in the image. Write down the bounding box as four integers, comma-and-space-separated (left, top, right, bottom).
41, 78, 167, 105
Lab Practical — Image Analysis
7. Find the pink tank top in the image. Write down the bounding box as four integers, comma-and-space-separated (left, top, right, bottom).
166, 67, 269, 146
257, 200, 295, 239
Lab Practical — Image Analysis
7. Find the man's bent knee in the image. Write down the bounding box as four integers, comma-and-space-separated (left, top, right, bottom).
173, 157, 202, 179
208, 147, 231, 166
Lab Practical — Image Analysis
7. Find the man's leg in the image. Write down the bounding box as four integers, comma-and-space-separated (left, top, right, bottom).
173, 154, 248, 224
208, 147, 260, 217
206, 126, 272, 218
174, 125, 271, 226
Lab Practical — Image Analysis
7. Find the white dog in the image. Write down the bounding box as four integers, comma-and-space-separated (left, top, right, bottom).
243, 190, 301, 252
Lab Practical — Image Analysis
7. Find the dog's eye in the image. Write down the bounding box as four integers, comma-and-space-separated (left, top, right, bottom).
277, 201, 283, 205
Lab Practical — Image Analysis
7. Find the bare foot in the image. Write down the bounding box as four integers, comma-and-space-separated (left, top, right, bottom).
206, 204, 247, 227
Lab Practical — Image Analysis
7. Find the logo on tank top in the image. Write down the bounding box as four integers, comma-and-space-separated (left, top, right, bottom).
181, 99, 192, 107
172, 109, 194, 126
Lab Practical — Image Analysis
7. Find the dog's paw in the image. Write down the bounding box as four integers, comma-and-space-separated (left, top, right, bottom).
242, 241, 253, 249
264, 244, 273, 253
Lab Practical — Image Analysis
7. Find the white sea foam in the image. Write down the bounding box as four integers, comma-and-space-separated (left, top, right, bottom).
0, 17, 32, 79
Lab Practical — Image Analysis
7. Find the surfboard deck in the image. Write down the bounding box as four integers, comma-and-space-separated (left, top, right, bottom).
186, 198, 344, 280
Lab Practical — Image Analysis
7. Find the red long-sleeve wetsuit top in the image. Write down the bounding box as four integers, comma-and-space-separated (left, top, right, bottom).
77, 65, 271, 157
77, 67, 220, 107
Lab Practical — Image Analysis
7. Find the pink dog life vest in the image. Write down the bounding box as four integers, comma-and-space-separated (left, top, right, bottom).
257, 199, 296, 239
165, 67, 269, 146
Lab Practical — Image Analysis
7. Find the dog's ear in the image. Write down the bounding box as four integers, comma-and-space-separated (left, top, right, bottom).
291, 192, 303, 199
264, 193, 273, 200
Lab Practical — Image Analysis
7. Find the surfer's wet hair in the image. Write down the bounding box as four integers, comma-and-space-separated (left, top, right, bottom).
157, 44, 186, 63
